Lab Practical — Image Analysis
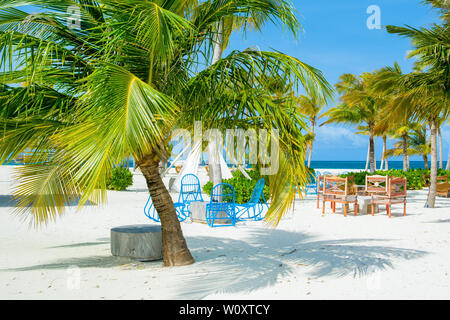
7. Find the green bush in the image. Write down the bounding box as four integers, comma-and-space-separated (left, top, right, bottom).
339, 169, 450, 190
202, 169, 270, 204
107, 166, 133, 191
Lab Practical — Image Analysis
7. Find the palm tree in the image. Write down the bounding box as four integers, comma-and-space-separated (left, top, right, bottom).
385, 122, 431, 170
296, 94, 325, 168
386, 0, 449, 208
0, 1, 332, 265
321, 73, 382, 173
206, 1, 303, 187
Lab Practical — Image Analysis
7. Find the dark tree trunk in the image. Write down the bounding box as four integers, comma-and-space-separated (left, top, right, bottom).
138, 153, 194, 266
423, 154, 429, 170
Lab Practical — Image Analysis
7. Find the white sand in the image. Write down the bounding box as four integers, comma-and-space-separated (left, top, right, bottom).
0, 165, 449, 300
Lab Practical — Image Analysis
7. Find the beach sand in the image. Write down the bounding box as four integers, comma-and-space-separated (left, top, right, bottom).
0, 165, 449, 300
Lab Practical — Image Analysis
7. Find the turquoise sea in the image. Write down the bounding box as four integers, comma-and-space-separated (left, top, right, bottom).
308, 161, 447, 170
3, 159, 447, 171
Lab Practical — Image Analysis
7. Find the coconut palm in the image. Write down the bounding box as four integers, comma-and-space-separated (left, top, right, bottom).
385, 122, 431, 170
385, 0, 449, 207
0, 0, 332, 265
321, 73, 382, 173
296, 94, 325, 168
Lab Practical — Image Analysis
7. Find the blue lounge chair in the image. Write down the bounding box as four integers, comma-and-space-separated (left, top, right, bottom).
144, 195, 187, 223
206, 183, 236, 227
178, 174, 204, 217
235, 178, 269, 221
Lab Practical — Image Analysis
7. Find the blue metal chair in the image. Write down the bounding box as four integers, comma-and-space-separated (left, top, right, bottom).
235, 178, 269, 221
305, 171, 320, 195
206, 183, 236, 227
178, 174, 204, 217
144, 195, 187, 223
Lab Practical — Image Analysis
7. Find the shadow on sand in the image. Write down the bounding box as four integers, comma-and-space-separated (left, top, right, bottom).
1, 229, 427, 299
0, 194, 95, 208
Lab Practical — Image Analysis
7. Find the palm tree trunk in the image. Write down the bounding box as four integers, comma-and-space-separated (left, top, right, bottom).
307, 121, 315, 168
209, 19, 224, 185
369, 131, 376, 173
447, 148, 450, 170
138, 153, 194, 266
380, 135, 387, 170
426, 119, 438, 208
384, 136, 389, 170
402, 134, 408, 172
365, 142, 370, 171
438, 127, 443, 169
423, 154, 429, 170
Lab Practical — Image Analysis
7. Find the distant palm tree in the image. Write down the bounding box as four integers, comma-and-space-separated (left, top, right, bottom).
386, 0, 449, 207
385, 123, 431, 170
322, 73, 382, 173
297, 94, 325, 168
0, 0, 332, 265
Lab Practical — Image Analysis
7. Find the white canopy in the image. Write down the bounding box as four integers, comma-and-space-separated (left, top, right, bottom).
171, 140, 233, 192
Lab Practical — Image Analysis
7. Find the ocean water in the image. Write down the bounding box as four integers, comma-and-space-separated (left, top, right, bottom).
3, 159, 447, 171
308, 160, 447, 170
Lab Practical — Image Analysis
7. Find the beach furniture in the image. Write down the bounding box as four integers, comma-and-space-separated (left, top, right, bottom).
366, 176, 407, 218
235, 178, 269, 221
422, 174, 448, 187
206, 183, 236, 227
144, 195, 187, 223
143, 174, 203, 223
436, 182, 450, 198
322, 176, 358, 217
111, 225, 162, 261
316, 172, 336, 209
305, 172, 319, 195
178, 174, 204, 216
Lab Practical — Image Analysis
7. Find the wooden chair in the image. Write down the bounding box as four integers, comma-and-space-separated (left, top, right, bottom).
367, 176, 407, 218
422, 174, 448, 187
322, 176, 358, 217
316, 174, 335, 209
437, 182, 450, 198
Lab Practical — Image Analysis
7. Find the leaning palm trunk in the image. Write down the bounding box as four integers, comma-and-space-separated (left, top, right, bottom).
426, 119, 438, 208
139, 153, 194, 266
402, 134, 409, 171
307, 122, 315, 168
380, 135, 387, 170
369, 131, 376, 173
423, 154, 429, 170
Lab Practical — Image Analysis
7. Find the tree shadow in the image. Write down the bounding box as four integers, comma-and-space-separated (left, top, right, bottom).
168, 229, 427, 299
47, 241, 110, 249
0, 229, 427, 299
426, 219, 450, 223
0, 195, 94, 208
1, 255, 146, 271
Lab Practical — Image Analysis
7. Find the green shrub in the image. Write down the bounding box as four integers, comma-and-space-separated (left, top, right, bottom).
339, 169, 450, 190
107, 166, 133, 191
202, 169, 270, 204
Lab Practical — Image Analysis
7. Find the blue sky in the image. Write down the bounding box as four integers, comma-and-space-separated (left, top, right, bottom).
225, 0, 449, 162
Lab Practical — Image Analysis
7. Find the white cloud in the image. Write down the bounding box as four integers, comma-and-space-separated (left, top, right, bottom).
314, 125, 367, 148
